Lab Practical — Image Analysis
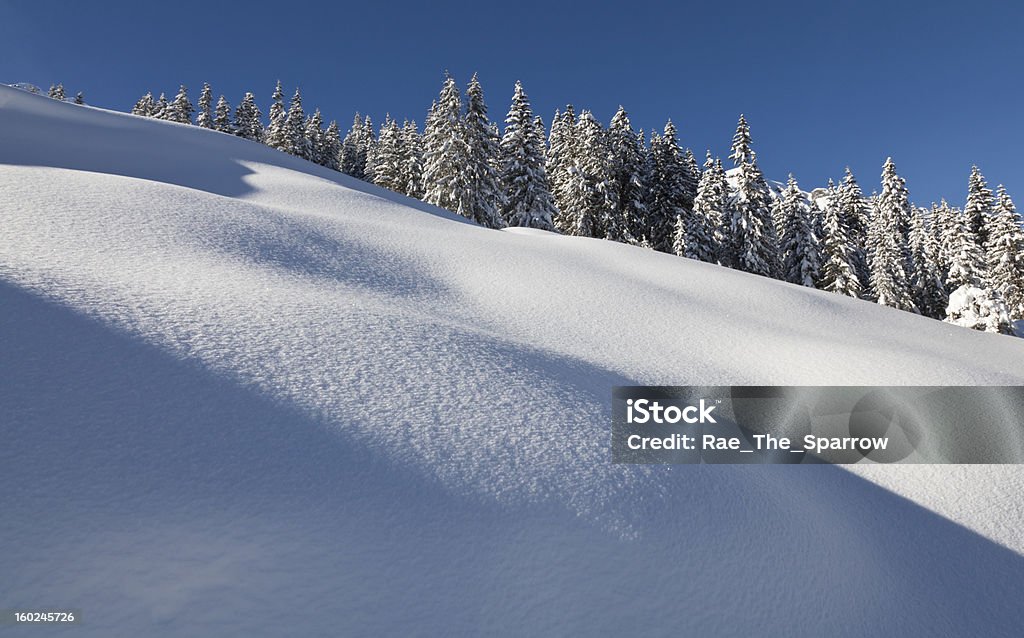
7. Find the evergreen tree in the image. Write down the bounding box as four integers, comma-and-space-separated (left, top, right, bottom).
304, 108, 325, 165
564, 111, 613, 238
680, 148, 700, 211
930, 199, 957, 279
818, 185, 862, 297
986, 185, 1024, 319
547, 106, 578, 233
322, 120, 342, 171
646, 120, 689, 252
48, 83, 65, 101
213, 95, 233, 133
678, 152, 725, 262
153, 93, 169, 120
196, 83, 214, 128
371, 116, 404, 192
945, 285, 1014, 334
500, 81, 556, 230
399, 120, 424, 198
234, 92, 263, 142
835, 167, 871, 290
725, 115, 778, 277
908, 206, 947, 319
868, 158, 917, 311
964, 165, 994, 248
340, 113, 373, 179
74, 92, 85, 105
423, 77, 472, 214
132, 92, 155, 117
729, 114, 754, 166
945, 206, 987, 290
169, 84, 194, 124
776, 175, 820, 287
264, 81, 288, 151
605, 106, 647, 243
284, 88, 309, 159
461, 74, 505, 228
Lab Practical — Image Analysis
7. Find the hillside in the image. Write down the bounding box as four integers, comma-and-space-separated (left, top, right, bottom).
3, 85, 1024, 635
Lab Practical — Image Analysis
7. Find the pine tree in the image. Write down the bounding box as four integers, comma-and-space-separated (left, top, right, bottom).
605, 106, 647, 243
646, 120, 689, 252
213, 95, 233, 133
776, 175, 820, 287
48, 83, 66, 101
725, 115, 778, 277
304, 108, 325, 165
565, 111, 613, 238
500, 81, 556, 230
930, 199, 957, 279
818, 186, 862, 297
132, 92, 155, 117
284, 88, 309, 159
196, 83, 214, 128
423, 77, 472, 214
461, 74, 505, 228
169, 84, 194, 124
729, 114, 754, 166
678, 152, 724, 262
399, 120, 424, 198
234, 92, 263, 142
264, 81, 288, 151
74, 92, 84, 105
945, 206, 987, 290
680, 148, 700, 211
322, 120, 342, 172
945, 285, 1014, 334
964, 165, 994, 248
908, 206, 947, 319
372, 116, 404, 192
985, 185, 1024, 319
340, 113, 372, 178
836, 167, 871, 290
868, 158, 917, 311
547, 106, 578, 233
153, 93, 169, 120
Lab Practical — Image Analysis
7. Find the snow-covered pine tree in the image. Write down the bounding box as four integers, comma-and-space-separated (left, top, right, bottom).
944, 285, 1014, 334
304, 109, 325, 165
132, 92, 155, 117
284, 88, 309, 159
400, 120, 424, 198
264, 81, 288, 151
646, 121, 690, 252
777, 175, 820, 287
964, 165, 994, 249
321, 120, 342, 172
48, 84, 65, 101
565, 110, 614, 238
680, 148, 700, 211
234, 92, 263, 142
547, 106, 578, 233
196, 83, 213, 128
868, 158, 917, 311
74, 92, 84, 105
678, 152, 723, 262
339, 113, 373, 179
836, 167, 871, 290
372, 116, 404, 192
499, 81, 556, 230
908, 206, 947, 319
169, 85, 194, 124
153, 93, 169, 120
423, 77, 472, 214
930, 200, 954, 279
213, 95, 233, 133
985, 185, 1024, 319
725, 115, 778, 277
361, 116, 377, 181
945, 205, 987, 290
818, 185, 862, 297
460, 74, 505, 228
605, 106, 647, 243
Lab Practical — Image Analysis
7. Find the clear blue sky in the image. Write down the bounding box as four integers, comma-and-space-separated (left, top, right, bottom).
1, 0, 1021, 206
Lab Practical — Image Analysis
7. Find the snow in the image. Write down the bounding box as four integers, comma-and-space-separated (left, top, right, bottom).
3, 85, 1024, 635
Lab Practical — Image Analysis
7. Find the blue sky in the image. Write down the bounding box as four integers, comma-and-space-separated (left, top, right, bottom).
1, 0, 1021, 205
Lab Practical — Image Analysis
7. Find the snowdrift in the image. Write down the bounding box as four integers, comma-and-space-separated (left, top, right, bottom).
3, 85, 1024, 636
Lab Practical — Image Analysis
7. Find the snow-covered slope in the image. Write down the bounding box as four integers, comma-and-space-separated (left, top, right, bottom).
3, 86, 1024, 636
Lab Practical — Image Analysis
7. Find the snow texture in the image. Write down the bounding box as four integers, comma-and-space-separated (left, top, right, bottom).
3, 86, 1024, 636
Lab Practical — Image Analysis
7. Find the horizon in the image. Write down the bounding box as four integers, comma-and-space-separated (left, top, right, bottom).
2, 0, 1022, 206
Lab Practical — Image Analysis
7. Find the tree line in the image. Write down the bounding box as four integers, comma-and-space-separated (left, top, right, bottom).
72, 75, 1024, 335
